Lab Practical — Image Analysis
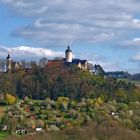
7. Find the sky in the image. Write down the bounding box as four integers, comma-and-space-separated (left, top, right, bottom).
0, 0, 140, 73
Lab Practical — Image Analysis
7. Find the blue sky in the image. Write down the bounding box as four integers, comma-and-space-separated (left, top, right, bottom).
0, 0, 140, 73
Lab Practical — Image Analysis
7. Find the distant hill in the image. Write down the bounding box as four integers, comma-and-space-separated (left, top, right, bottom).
117, 78, 140, 86
0, 64, 139, 104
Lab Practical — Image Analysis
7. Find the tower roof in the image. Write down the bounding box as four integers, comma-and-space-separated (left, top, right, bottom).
7, 54, 11, 59
65, 46, 72, 53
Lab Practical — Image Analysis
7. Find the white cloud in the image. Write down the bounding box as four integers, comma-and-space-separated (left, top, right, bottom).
91, 60, 124, 72
1, 0, 140, 46
12, 20, 115, 45
0, 46, 64, 60
132, 52, 140, 61
121, 38, 140, 47
77, 52, 124, 72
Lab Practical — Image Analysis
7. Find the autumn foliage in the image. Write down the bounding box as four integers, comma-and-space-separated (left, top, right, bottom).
5, 94, 16, 105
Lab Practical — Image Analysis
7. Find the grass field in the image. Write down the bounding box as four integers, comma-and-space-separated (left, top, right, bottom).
117, 78, 140, 86
0, 132, 9, 140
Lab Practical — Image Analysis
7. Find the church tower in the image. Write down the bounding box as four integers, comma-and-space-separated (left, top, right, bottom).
65, 46, 72, 62
6, 54, 12, 71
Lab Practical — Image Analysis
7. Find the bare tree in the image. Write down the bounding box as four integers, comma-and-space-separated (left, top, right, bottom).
39, 57, 48, 67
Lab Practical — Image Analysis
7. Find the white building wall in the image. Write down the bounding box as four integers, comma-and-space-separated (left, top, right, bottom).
66, 52, 72, 62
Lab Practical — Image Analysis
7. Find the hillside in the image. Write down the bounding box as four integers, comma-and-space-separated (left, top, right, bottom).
117, 78, 140, 87
0, 65, 140, 140
0, 64, 139, 102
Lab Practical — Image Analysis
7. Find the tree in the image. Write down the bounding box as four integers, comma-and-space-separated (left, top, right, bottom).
5, 93, 16, 105
57, 97, 70, 111
20, 59, 31, 69
0, 60, 6, 72
93, 64, 105, 76
95, 97, 104, 106
39, 57, 48, 67
115, 88, 127, 102
16, 79, 24, 98
57, 96, 70, 106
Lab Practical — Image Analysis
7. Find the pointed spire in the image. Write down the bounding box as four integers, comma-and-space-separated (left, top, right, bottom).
65, 45, 72, 53
7, 54, 11, 59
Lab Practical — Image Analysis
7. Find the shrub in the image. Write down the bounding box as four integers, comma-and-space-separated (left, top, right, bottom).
5, 94, 16, 105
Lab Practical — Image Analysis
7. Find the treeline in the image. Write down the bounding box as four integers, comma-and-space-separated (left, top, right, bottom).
106, 71, 140, 81
129, 73, 140, 81
0, 64, 139, 103
94, 64, 140, 81
105, 71, 129, 78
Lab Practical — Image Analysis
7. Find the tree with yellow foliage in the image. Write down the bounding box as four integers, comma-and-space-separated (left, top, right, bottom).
5, 93, 16, 105
57, 97, 70, 111
95, 97, 104, 106
57, 97, 70, 106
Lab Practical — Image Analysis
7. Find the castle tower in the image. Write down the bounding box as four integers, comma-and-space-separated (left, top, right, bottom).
6, 54, 12, 71
65, 46, 72, 62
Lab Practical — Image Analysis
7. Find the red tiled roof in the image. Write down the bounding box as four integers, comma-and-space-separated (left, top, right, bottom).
47, 60, 64, 68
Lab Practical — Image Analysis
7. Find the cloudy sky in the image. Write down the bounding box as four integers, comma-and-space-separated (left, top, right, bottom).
0, 0, 140, 73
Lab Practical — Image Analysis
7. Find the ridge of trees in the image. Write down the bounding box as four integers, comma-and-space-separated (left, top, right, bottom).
0, 63, 139, 104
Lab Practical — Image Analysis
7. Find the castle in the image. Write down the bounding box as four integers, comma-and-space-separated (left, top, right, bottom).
47, 46, 88, 70
5, 46, 88, 72
6, 54, 22, 72
65, 46, 88, 70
